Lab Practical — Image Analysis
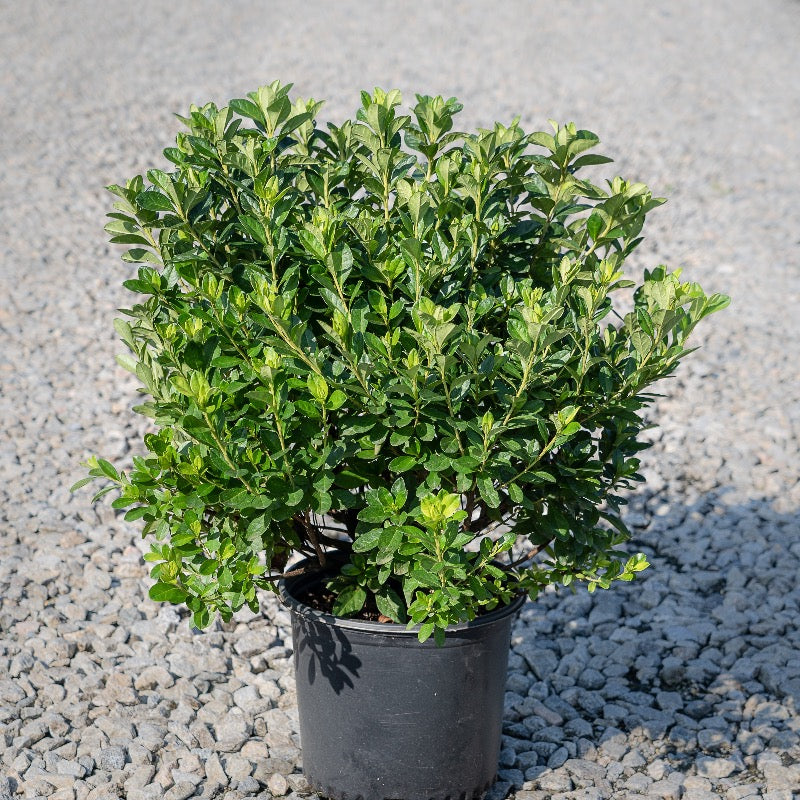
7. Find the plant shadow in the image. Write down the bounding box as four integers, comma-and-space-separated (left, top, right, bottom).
295, 615, 363, 696
498, 489, 799, 794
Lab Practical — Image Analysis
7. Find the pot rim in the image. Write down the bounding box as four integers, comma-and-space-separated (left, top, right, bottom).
278, 557, 527, 636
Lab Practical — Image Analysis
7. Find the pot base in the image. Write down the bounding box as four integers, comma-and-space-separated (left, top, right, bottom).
305, 773, 494, 800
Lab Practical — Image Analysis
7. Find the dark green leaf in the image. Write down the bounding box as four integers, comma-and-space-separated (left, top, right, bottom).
136, 191, 174, 212
97, 459, 119, 481
388, 455, 417, 473
352, 528, 383, 552
418, 622, 435, 643
230, 98, 265, 124
332, 585, 367, 616
572, 154, 614, 169
477, 476, 500, 508
586, 213, 603, 241
148, 583, 188, 604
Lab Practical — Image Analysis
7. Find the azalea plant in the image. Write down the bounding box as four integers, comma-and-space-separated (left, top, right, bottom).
74, 82, 728, 643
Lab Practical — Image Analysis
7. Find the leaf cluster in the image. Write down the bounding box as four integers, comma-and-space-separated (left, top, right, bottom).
75, 82, 729, 641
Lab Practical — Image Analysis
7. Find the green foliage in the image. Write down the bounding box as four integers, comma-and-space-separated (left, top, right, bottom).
75, 82, 729, 642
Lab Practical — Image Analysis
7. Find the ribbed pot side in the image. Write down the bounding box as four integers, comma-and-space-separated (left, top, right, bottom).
280, 566, 525, 800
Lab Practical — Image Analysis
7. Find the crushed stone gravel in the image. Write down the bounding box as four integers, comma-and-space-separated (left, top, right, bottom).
2, 1, 799, 798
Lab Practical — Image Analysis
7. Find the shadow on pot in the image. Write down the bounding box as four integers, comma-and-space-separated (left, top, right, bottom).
295, 615, 362, 695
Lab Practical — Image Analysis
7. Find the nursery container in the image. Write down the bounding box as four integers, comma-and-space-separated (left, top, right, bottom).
281, 563, 525, 800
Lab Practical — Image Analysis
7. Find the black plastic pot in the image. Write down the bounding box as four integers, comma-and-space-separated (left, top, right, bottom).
280, 563, 525, 800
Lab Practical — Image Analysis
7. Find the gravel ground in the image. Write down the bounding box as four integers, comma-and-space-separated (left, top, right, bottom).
2, 2, 799, 799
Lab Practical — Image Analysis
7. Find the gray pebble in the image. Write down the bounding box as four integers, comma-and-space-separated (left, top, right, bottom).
564, 717, 593, 738
267, 772, 289, 796
97, 746, 127, 772
516, 645, 558, 682
577, 668, 605, 690
648, 779, 683, 800
536, 771, 573, 792
498, 746, 516, 767
506, 673, 531, 695
696, 756, 737, 778
697, 728, 727, 751
547, 746, 569, 769
484, 780, 511, 800
237, 776, 261, 794
624, 772, 653, 791
515, 750, 540, 770
164, 782, 196, 800
497, 768, 524, 789
56, 759, 87, 778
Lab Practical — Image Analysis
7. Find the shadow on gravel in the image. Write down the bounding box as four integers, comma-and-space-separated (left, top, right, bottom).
503, 490, 799, 788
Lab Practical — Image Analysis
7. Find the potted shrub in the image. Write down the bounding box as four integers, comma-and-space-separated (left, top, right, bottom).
74, 82, 729, 800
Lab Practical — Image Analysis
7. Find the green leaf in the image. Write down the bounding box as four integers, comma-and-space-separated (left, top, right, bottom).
148, 583, 188, 604
703, 293, 731, 317
388, 455, 417, 473
116, 353, 137, 374
363, 331, 389, 358
631, 328, 651, 357
327, 389, 347, 410
425, 453, 452, 473
410, 568, 439, 588
391, 477, 407, 507
418, 622, 435, 643
307, 373, 329, 402
171, 375, 192, 396
439, 492, 462, 518
240, 215, 268, 244
332, 585, 367, 617
286, 489, 305, 507
529, 131, 555, 152
230, 98, 265, 124
378, 525, 403, 552
69, 476, 94, 492
352, 528, 383, 552
450, 376, 471, 401
136, 190, 174, 212
211, 355, 241, 368
375, 589, 406, 623
357, 506, 389, 524
192, 607, 211, 629
507, 317, 530, 342
314, 489, 332, 516
328, 245, 354, 282
572, 153, 613, 169
281, 111, 313, 138
298, 229, 327, 261
586, 213, 603, 241
477, 476, 500, 508
97, 459, 119, 481
319, 287, 348, 316
559, 421, 581, 438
